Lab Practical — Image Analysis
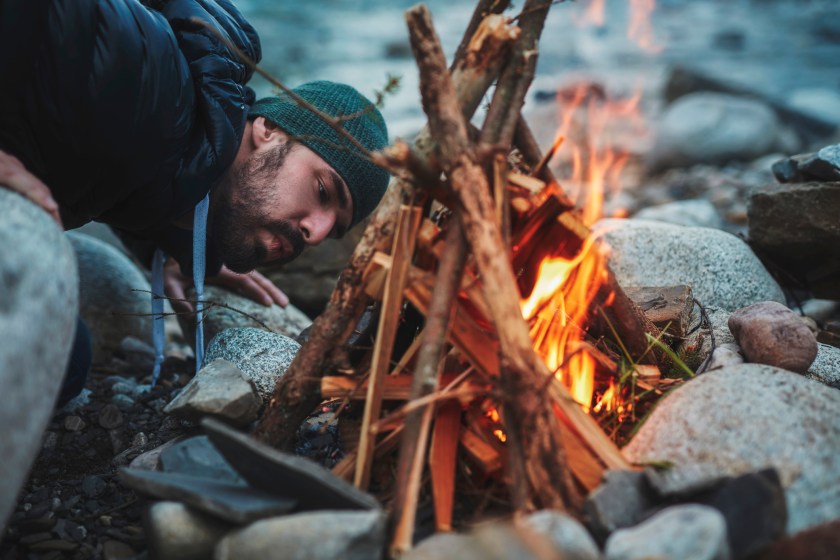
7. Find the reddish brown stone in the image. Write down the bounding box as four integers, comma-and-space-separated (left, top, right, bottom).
728, 301, 818, 373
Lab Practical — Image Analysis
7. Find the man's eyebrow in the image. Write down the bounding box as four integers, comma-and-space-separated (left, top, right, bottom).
327, 168, 350, 237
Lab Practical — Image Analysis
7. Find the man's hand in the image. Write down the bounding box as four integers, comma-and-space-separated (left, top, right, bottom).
0, 149, 63, 227
163, 258, 289, 315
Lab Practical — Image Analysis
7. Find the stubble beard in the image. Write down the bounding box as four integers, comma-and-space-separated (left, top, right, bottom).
210, 143, 305, 273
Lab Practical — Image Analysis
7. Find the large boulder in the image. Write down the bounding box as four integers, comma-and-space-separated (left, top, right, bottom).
66, 231, 152, 364
648, 92, 789, 170
204, 328, 300, 401
0, 190, 79, 528
623, 364, 840, 534
596, 218, 784, 311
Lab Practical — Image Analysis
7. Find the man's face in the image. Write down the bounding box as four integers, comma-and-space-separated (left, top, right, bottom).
211, 139, 353, 273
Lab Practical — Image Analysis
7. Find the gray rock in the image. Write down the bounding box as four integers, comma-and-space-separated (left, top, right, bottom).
520, 510, 601, 560
215, 510, 386, 560
605, 505, 730, 560
164, 359, 260, 426
771, 149, 840, 184
807, 343, 840, 388
705, 342, 744, 372
596, 219, 784, 312
623, 364, 840, 533
789, 89, 840, 126
801, 299, 839, 324
129, 436, 188, 471
159, 436, 242, 484
403, 533, 485, 560
60, 388, 92, 413
728, 301, 818, 373
633, 199, 724, 229
204, 328, 301, 400
67, 231, 152, 364
747, 182, 840, 260
146, 501, 233, 560
0, 190, 78, 529
179, 285, 311, 354
98, 404, 124, 430
695, 469, 787, 559
71, 222, 129, 255
584, 470, 656, 542
203, 418, 380, 512
119, 468, 296, 525
644, 464, 728, 498
649, 92, 782, 170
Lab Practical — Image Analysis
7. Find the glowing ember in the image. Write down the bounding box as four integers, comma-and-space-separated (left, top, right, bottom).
493, 429, 508, 443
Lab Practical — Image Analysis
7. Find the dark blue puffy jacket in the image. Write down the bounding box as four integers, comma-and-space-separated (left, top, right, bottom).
0, 0, 260, 251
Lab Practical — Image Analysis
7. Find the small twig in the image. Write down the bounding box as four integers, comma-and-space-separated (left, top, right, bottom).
693, 299, 716, 375
129, 289, 275, 333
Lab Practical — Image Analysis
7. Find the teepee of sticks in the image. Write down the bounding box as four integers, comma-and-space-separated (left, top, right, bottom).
253, 1, 662, 554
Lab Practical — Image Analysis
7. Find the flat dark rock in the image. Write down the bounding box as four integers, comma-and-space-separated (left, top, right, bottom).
119, 468, 296, 524
201, 418, 380, 512
159, 435, 243, 484
694, 468, 787, 559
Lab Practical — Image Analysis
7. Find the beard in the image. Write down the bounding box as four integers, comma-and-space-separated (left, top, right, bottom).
210, 143, 305, 273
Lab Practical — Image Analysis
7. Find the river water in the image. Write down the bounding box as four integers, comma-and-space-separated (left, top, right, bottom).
236, 0, 840, 140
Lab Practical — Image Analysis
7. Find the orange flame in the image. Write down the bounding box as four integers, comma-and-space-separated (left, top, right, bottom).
520, 81, 644, 411
628, 0, 663, 53
550, 84, 641, 225
573, 0, 662, 53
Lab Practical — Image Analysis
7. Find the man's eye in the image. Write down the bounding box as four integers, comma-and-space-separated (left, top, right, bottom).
318, 180, 328, 204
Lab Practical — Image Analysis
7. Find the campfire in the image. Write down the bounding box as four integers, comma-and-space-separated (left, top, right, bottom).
252, 0, 674, 553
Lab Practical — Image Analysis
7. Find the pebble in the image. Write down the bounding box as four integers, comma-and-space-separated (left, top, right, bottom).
64, 416, 86, 432
103, 539, 136, 560
132, 433, 149, 448
99, 405, 124, 430
82, 476, 106, 499
111, 394, 135, 411
41, 432, 59, 452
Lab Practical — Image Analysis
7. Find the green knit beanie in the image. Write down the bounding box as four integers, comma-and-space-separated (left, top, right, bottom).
249, 81, 390, 227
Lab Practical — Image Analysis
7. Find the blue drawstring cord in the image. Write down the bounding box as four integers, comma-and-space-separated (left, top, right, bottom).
192, 193, 210, 371
150, 248, 167, 387
150, 192, 210, 385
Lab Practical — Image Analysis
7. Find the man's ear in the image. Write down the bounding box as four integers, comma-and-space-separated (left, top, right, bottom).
250, 116, 289, 149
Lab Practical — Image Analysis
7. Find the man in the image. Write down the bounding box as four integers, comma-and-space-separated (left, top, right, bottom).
0, 0, 390, 404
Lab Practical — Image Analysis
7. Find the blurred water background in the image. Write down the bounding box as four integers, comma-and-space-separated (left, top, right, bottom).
237, 0, 840, 140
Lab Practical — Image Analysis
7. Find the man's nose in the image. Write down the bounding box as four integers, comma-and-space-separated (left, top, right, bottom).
299, 211, 335, 246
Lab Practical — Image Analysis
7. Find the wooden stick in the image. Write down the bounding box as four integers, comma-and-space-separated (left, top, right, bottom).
430, 401, 462, 532
254, 5, 520, 450
355, 205, 423, 490
391, 219, 468, 555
